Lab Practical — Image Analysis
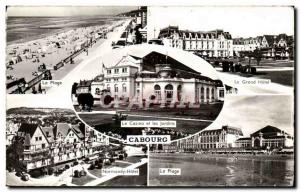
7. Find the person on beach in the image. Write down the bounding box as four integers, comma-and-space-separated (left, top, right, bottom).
32, 86, 37, 94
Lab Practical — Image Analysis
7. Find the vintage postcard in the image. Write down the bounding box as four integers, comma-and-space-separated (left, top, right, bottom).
5, 5, 295, 187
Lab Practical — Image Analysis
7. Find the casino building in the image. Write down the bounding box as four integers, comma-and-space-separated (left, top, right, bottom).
156, 125, 293, 152
235, 125, 294, 149
88, 45, 224, 105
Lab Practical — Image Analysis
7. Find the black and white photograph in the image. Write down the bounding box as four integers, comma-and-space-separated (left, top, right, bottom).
6, 95, 148, 187
2, 2, 297, 189
149, 95, 294, 186
71, 44, 225, 140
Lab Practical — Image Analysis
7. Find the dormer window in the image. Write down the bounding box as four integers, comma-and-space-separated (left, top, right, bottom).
107, 70, 111, 74
114, 68, 119, 74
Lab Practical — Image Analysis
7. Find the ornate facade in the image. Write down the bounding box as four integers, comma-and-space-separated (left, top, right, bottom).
90, 52, 224, 105
158, 26, 233, 58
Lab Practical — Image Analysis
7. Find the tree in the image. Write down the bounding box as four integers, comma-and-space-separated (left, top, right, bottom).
142, 145, 148, 154
6, 135, 26, 173
71, 83, 78, 95
77, 93, 94, 111
135, 27, 143, 44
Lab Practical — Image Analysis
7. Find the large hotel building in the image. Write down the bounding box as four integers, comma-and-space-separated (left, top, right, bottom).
8, 122, 109, 171
158, 26, 233, 58
157, 125, 293, 152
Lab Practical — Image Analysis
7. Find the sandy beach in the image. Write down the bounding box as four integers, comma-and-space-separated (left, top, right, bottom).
6, 18, 128, 93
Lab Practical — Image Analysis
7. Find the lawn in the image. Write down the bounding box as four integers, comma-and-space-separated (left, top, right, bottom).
80, 113, 213, 139
78, 102, 223, 139
97, 163, 147, 186
71, 175, 95, 186
126, 156, 146, 163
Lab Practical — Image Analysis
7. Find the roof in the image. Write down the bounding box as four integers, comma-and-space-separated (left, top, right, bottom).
263, 35, 276, 46
72, 124, 85, 140
54, 123, 71, 138
250, 125, 291, 138
41, 126, 55, 143
114, 55, 140, 68
236, 137, 251, 141
78, 80, 92, 87
18, 123, 39, 138
100, 44, 219, 80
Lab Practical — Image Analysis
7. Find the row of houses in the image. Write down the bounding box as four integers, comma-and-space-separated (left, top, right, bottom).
233, 34, 294, 58
157, 26, 294, 59
155, 125, 294, 152
7, 122, 109, 171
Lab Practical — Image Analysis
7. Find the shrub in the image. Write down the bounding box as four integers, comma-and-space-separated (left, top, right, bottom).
97, 163, 102, 169
118, 155, 124, 160
48, 167, 54, 175
95, 160, 99, 165
88, 164, 95, 170
109, 158, 115, 163
80, 170, 87, 176
104, 160, 111, 166
98, 159, 103, 164
29, 169, 43, 178
74, 170, 80, 178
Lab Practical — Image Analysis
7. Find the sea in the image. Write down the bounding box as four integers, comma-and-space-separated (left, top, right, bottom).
6, 16, 123, 45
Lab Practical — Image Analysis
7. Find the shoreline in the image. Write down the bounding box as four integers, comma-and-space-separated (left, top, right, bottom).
6, 18, 127, 93
150, 152, 294, 160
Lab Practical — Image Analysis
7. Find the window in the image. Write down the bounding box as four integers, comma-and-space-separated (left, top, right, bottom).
107, 70, 111, 74
114, 84, 118, 92
206, 88, 210, 99
137, 82, 140, 87
122, 83, 127, 93
95, 88, 100, 95
165, 84, 174, 99
122, 67, 128, 73
219, 90, 224, 98
114, 68, 119, 74
107, 84, 110, 91
42, 143, 45, 149
39, 136, 42, 141
154, 85, 161, 101
35, 137, 38, 141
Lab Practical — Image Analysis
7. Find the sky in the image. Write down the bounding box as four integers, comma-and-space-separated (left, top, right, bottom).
6, 6, 137, 17
206, 95, 294, 137
6, 94, 73, 109
147, 6, 294, 38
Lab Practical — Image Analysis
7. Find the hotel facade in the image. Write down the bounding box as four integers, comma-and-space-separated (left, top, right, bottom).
9, 122, 109, 171
158, 26, 233, 58
157, 125, 293, 152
